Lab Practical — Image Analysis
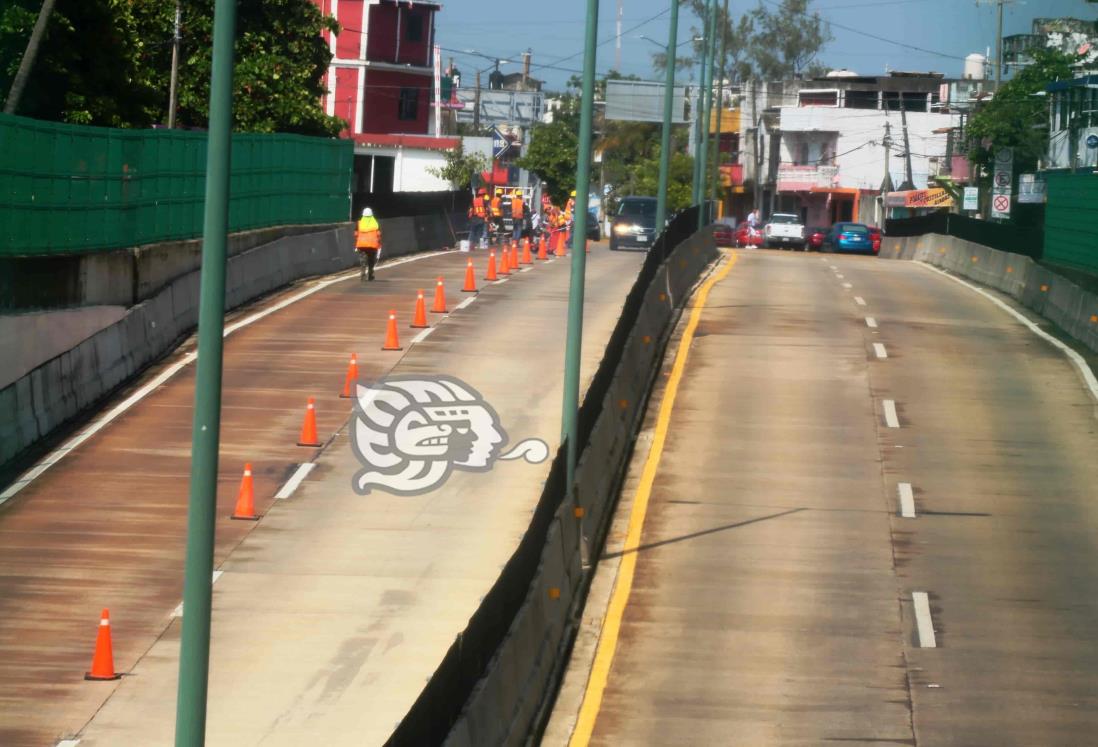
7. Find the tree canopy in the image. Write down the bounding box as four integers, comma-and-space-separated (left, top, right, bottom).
1, 0, 343, 135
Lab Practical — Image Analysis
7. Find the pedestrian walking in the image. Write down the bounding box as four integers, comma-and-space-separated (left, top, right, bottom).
468, 188, 488, 248
355, 207, 381, 281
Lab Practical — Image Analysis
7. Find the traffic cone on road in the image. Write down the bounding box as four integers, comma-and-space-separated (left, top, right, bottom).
339, 353, 359, 398
410, 290, 429, 328
231, 463, 259, 521
509, 243, 519, 270
382, 310, 403, 351
554, 231, 566, 257
85, 609, 122, 680
431, 276, 448, 313
586, 239, 591, 254
498, 247, 511, 275
537, 235, 548, 260
485, 250, 499, 281
521, 238, 532, 265
298, 397, 321, 447
462, 259, 478, 292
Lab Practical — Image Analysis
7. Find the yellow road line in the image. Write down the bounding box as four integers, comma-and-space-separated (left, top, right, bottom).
568, 250, 738, 746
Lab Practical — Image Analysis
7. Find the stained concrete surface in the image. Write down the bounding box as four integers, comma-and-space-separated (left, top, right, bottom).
0, 306, 127, 388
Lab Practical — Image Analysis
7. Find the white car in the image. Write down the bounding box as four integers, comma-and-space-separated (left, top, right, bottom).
764, 213, 806, 249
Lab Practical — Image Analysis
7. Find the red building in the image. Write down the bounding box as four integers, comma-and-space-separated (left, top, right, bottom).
315, 0, 440, 137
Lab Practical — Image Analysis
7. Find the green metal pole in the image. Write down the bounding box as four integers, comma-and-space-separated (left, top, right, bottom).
174, 0, 236, 744
561, 0, 600, 488
697, 0, 718, 228
708, 0, 729, 215
654, 0, 680, 234
691, 1, 713, 205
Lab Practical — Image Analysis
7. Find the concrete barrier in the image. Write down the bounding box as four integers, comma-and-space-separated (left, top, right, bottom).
0, 225, 356, 474
880, 232, 1098, 358
437, 228, 720, 746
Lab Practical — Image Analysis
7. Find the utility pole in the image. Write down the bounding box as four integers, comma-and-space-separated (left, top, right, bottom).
473, 71, 481, 131
167, 0, 182, 128
697, 0, 718, 228
899, 98, 915, 190
654, 0, 680, 234
561, 0, 600, 491
174, 0, 237, 743
691, 0, 714, 205
708, 0, 730, 217
616, 0, 623, 72
995, 0, 1004, 89
3, 0, 56, 115
882, 119, 892, 190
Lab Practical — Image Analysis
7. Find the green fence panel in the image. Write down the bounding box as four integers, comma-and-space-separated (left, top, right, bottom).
0, 112, 352, 256
1045, 171, 1098, 274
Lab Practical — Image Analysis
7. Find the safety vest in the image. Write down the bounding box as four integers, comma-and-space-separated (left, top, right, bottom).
511, 197, 524, 219
564, 197, 575, 218
490, 196, 502, 217
356, 216, 381, 249
471, 196, 487, 219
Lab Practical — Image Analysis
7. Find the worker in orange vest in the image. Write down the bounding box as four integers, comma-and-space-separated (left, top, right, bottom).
510, 189, 525, 242
489, 188, 504, 240
355, 207, 382, 281
468, 187, 488, 248
564, 190, 576, 243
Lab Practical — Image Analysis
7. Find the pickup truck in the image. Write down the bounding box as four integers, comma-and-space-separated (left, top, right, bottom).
764, 213, 805, 249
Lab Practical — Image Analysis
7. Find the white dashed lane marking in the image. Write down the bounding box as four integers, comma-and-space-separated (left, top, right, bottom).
913, 592, 937, 648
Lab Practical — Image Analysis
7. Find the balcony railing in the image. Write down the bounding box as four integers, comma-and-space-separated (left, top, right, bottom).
776, 164, 839, 191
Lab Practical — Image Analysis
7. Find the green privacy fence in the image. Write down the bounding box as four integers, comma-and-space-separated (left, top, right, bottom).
0, 113, 353, 256
1044, 171, 1098, 274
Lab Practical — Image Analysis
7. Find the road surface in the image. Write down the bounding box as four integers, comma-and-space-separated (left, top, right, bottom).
554, 249, 1098, 747
0, 243, 644, 746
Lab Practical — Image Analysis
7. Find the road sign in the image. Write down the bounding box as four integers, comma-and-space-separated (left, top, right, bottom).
1088, 133, 1098, 149
995, 147, 1013, 166
992, 191, 1011, 219
994, 171, 1011, 188
1018, 174, 1047, 204
992, 147, 1013, 198
963, 186, 978, 211
491, 127, 510, 159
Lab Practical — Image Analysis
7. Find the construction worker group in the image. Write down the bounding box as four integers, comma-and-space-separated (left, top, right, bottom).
466, 186, 577, 249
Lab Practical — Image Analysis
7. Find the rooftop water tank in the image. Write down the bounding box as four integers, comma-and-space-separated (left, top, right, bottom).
964, 53, 986, 80
825, 69, 859, 79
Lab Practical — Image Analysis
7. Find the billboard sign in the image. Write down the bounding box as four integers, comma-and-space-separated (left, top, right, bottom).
604, 80, 688, 123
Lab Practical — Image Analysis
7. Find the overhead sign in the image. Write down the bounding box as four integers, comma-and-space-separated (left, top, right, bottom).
963, 186, 978, 211
491, 127, 510, 159
1018, 174, 1047, 204
885, 188, 954, 208
992, 191, 1012, 219
993, 147, 1013, 196
1088, 133, 1098, 149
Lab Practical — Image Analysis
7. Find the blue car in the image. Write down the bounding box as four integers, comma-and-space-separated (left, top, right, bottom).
822, 222, 876, 254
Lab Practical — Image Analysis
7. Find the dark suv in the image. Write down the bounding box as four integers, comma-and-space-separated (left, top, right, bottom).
609, 196, 658, 251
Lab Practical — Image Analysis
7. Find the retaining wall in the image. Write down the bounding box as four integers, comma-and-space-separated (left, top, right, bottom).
0, 225, 357, 473
881, 234, 1098, 355
384, 217, 719, 747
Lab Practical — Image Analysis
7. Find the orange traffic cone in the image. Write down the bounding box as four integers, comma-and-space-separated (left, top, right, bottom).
586, 239, 591, 254
339, 353, 359, 398
537, 235, 548, 260
462, 258, 478, 292
298, 397, 321, 447
509, 243, 519, 270
85, 608, 122, 680
521, 239, 532, 265
485, 250, 499, 281
231, 463, 258, 521
554, 231, 566, 257
382, 309, 403, 351
410, 290, 429, 328
431, 276, 448, 313
498, 247, 511, 275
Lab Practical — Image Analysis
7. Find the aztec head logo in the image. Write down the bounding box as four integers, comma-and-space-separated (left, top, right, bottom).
350, 375, 549, 495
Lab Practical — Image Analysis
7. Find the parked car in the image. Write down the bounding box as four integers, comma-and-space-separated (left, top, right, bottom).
867, 225, 882, 253
805, 226, 827, 251
734, 222, 764, 247
822, 222, 876, 254
712, 222, 734, 247
764, 213, 806, 249
609, 196, 657, 251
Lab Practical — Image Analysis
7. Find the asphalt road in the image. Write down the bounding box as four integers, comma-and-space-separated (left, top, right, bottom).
556, 249, 1098, 746
0, 243, 645, 746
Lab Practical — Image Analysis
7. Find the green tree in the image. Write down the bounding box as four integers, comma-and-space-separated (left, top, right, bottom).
518, 119, 578, 204
626, 151, 695, 212
965, 47, 1078, 174
427, 140, 489, 190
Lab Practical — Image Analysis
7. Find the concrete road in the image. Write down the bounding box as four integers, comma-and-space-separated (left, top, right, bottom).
0, 244, 644, 746
555, 250, 1098, 746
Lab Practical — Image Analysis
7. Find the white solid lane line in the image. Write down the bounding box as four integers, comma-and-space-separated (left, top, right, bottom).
0, 250, 451, 505
275, 462, 317, 500
898, 482, 916, 518
919, 262, 1098, 403
520, 266, 533, 273
454, 296, 476, 310
865, 317, 878, 329
172, 570, 223, 618
912, 592, 937, 648
411, 327, 435, 344
56, 741, 81, 747
873, 343, 888, 359
854, 296, 867, 306
842, 282, 853, 289
883, 399, 900, 428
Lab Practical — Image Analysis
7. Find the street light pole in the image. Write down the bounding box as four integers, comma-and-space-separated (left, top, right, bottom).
708, 0, 729, 217
696, 0, 718, 228
691, 0, 714, 205
561, 0, 600, 490
654, 0, 680, 234
174, 0, 236, 743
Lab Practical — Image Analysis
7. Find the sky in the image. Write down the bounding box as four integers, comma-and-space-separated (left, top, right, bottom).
435, 0, 1098, 91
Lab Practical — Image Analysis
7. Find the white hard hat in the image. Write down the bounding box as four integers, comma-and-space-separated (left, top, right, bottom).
362, 208, 373, 217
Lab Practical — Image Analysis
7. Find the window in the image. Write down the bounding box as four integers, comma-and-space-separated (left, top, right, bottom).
406, 14, 423, 42
398, 88, 419, 121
